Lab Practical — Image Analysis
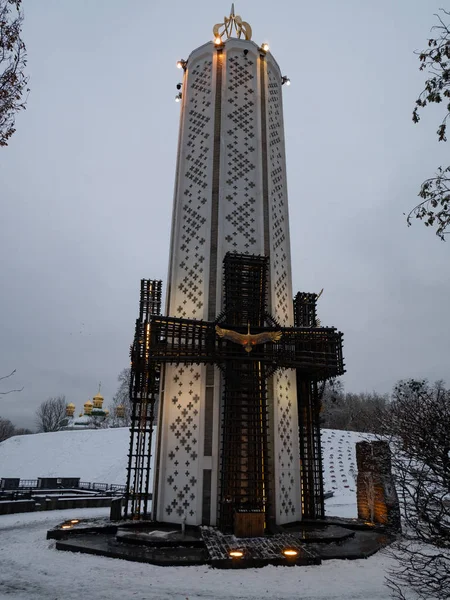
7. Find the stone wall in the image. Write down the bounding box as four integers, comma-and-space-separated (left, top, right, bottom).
356, 440, 401, 531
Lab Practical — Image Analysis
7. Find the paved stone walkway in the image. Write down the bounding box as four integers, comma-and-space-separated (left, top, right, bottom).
201, 526, 318, 563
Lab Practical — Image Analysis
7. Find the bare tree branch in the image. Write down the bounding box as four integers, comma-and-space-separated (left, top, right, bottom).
0, 368, 23, 395
0, 0, 29, 147
379, 379, 450, 600
0, 368, 16, 382
0, 387, 24, 395
35, 396, 66, 432
410, 9, 450, 239
0, 417, 16, 441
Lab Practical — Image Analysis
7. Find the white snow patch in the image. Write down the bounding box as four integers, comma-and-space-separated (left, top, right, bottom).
0, 429, 397, 599
0, 427, 370, 518
0, 428, 130, 484
0, 507, 396, 600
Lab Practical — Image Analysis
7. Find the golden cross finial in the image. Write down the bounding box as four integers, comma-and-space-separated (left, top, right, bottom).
213, 5, 252, 42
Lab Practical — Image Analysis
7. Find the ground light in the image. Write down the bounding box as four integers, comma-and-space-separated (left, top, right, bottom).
229, 550, 244, 558
282, 549, 298, 558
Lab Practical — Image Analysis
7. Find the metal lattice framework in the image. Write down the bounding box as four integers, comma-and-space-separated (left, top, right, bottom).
124, 279, 162, 519
294, 292, 336, 519
218, 254, 271, 531
144, 318, 343, 376
125, 254, 344, 527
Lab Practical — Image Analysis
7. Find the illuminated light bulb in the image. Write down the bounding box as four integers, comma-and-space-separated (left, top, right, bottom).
261, 43, 270, 52
70, 519, 79, 524
175, 93, 182, 102
282, 549, 298, 557
176, 61, 183, 69
229, 550, 244, 558
61, 524, 72, 530
214, 36, 223, 45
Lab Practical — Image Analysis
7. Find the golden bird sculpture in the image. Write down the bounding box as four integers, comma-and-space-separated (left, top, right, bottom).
215, 323, 282, 353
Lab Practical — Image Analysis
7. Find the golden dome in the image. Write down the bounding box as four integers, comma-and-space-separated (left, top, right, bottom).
66, 403, 75, 417
92, 392, 104, 409
115, 404, 125, 418
84, 399, 93, 415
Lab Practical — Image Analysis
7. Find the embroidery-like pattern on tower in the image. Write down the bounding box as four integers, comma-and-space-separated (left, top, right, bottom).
266, 66, 299, 521
164, 366, 202, 518
173, 58, 213, 318
222, 51, 259, 253
275, 371, 297, 517
267, 66, 290, 325
163, 57, 214, 523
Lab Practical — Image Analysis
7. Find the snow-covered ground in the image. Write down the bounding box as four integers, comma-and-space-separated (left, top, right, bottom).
0, 428, 365, 516
0, 428, 396, 599
0, 428, 130, 484
0, 507, 396, 600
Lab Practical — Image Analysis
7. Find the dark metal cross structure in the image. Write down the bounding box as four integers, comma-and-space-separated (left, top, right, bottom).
125, 252, 344, 531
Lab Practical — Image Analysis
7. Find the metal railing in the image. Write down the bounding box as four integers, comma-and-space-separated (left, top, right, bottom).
1, 479, 126, 494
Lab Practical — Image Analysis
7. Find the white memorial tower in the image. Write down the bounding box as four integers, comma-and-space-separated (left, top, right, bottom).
152, 7, 303, 529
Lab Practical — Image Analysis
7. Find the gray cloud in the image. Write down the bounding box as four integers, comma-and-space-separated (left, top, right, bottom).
1, 0, 448, 429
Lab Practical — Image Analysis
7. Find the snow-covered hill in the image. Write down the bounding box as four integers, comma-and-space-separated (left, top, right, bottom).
0, 427, 367, 516
0, 428, 130, 485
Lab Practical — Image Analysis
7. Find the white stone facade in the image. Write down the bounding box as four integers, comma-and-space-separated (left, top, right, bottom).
154, 38, 301, 525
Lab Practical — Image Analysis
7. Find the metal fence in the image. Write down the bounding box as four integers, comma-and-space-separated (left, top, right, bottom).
3, 479, 126, 494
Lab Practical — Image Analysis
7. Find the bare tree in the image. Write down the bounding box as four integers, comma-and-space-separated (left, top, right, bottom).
0, 417, 15, 441
0, 368, 23, 396
321, 380, 388, 433
35, 395, 67, 433
0, 0, 28, 147
109, 368, 132, 426
379, 380, 450, 600
408, 10, 450, 239
13, 427, 31, 435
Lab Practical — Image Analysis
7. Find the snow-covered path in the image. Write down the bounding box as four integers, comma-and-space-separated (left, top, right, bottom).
0, 508, 395, 600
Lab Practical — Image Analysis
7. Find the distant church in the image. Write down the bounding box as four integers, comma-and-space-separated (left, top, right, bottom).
61, 388, 111, 430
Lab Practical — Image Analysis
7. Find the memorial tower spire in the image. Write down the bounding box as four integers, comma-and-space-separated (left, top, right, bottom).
125, 9, 344, 533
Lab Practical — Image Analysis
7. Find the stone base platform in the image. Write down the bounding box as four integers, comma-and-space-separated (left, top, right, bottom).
48, 518, 394, 569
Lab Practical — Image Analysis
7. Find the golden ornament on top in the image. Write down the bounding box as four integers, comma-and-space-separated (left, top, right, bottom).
213, 4, 252, 42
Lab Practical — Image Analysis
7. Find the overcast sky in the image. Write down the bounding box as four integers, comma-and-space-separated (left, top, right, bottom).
1, 0, 449, 429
